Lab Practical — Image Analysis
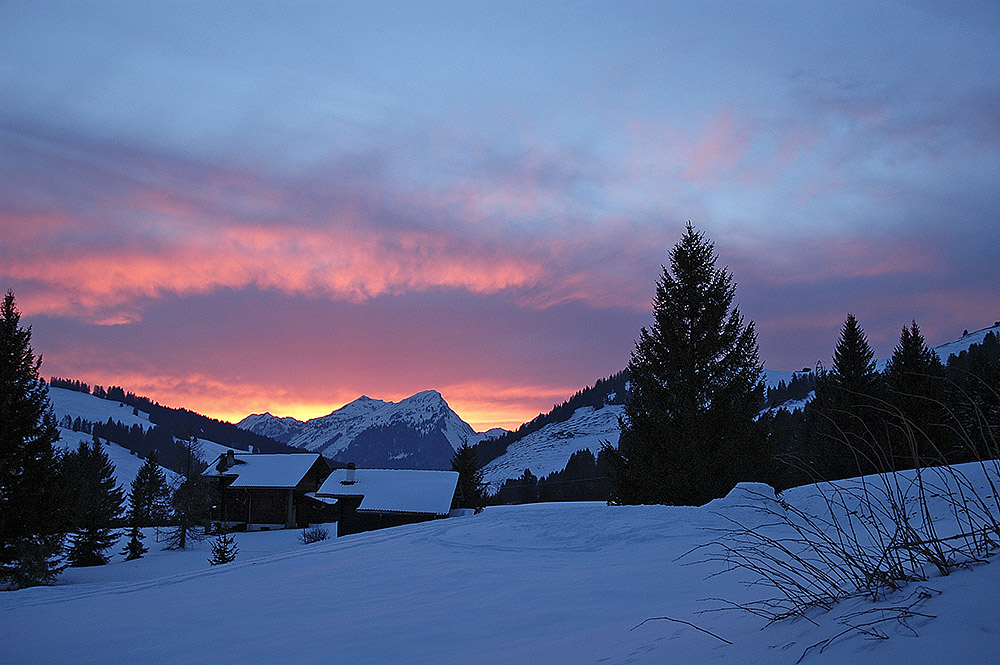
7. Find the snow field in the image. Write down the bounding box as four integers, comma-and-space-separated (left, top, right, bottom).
3, 462, 998, 664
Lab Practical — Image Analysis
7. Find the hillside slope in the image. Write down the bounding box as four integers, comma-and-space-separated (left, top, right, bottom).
53, 427, 181, 491
481, 404, 623, 490
47, 388, 179, 488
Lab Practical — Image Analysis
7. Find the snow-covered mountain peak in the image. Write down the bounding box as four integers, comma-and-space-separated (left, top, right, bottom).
324, 395, 388, 420
236, 412, 304, 443
238, 389, 477, 468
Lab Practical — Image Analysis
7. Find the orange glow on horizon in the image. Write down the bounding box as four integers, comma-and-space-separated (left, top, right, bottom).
46, 370, 571, 434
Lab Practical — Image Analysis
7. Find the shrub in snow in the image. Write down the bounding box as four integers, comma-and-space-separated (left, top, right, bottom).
121, 525, 147, 561
209, 532, 239, 565
704, 396, 1000, 626
299, 525, 330, 545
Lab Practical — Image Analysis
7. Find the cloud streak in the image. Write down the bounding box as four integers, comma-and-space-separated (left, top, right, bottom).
3, 123, 675, 324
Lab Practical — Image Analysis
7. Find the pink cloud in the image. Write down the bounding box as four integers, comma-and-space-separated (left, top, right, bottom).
679, 110, 754, 183
5, 217, 551, 321
4, 137, 676, 323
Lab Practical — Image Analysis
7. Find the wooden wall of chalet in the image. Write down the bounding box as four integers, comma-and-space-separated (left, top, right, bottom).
220, 488, 293, 527
214, 487, 337, 530
336, 499, 439, 537
209, 455, 337, 530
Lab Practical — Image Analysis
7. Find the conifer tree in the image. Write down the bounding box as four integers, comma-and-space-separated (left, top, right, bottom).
830, 313, 879, 395
165, 436, 210, 550
808, 314, 881, 479
121, 452, 170, 561
0, 291, 69, 587
65, 437, 125, 566
208, 530, 238, 565
945, 331, 1000, 460
121, 525, 147, 561
130, 452, 172, 527
451, 443, 487, 512
882, 321, 947, 466
605, 223, 765, 505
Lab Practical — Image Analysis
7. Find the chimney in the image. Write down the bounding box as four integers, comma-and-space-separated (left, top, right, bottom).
343, 462, 356, 485
226, 449, 235, 468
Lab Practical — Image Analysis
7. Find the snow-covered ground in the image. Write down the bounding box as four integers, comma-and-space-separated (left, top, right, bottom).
4, 463, 997, 665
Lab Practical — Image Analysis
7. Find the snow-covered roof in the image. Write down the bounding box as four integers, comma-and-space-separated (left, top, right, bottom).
202, 452, 324, 489
316, 468, 459, 516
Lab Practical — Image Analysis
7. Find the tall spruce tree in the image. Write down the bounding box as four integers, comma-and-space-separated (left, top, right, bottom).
130, 452, 171, 527
451, 443, 487, 512
808, 314, 881, 479
882, 321, 947, 467
121, 452, 170, 561
0, 291, 69, 587
606, 223, 765, 505
65, 437, 125, 567
831, 314, 879, 395
165, 436, 210, 550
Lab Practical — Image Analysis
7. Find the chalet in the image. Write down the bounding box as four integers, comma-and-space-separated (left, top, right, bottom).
313, 466, 460, 537
202, 450, 335, 531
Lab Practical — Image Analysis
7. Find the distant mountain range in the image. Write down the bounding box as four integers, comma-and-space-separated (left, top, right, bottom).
238, 390, 500, 471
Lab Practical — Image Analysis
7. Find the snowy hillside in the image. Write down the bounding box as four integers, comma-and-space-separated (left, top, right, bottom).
53, 427, 180, 491
239, 390, 480, 469
46, 387, 178, 489
763, 367, 797, 388
469, 427, 508, 445
482, 404, 623, 489
4, 462, 998, 664
47, 386, 153, 431
932, 321, 999, 361
480, 369, 809, 488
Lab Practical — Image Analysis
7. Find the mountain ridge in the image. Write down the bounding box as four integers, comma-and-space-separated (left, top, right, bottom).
238, 389, 487, 470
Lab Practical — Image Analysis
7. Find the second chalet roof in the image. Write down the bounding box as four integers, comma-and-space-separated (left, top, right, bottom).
202, 452, 324, 489
316, 468, 459, 516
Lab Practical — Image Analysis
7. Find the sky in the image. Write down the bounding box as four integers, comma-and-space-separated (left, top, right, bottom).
2, 1, 998, 431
